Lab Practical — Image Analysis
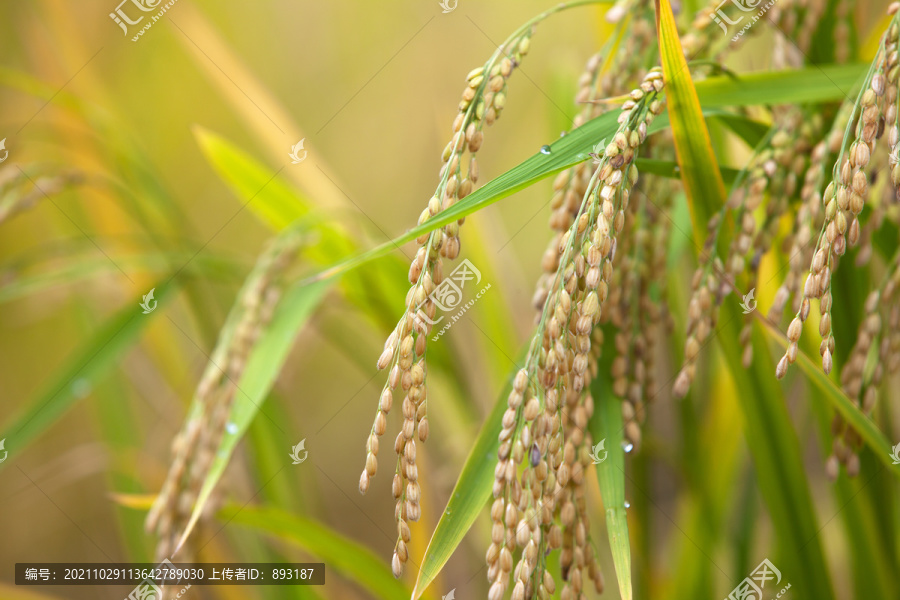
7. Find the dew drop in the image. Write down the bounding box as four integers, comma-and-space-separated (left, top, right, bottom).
226, 422, 238, 435
72, 378, 92, 399
622, 441, 634, 453
539, 145, 552, 155
559, 131, 568, 137
624, 500, 631, 508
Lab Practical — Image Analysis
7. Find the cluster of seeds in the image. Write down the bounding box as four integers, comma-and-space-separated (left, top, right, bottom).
360, 30, 535, 579
591, 4, 674, 435
673, 107, 822, 394
770, 104, 852, 322
777, 13, 900, 380
683, 0, 819, 58
833, 0, 853, 64
356, 3, 900, 595
673, 250, 720, 398
533, 2, 657, 321
774, 0, 827, 67
602, 187, 669, 447
487, 69, 664, 600
825, 253, 900, 478
596, 0, 656, 96
535, 10, 673, 447
533, 51, 606, 308
147, 231, 301, 560
735, 112, 820, 366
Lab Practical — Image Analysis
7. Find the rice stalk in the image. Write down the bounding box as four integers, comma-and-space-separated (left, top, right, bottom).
356, 1, 900, 596
146, 229, 303, 560
0, 163, 82, 225
357, 0, 610, 579
485, 69, 664, 600
776, 9, 900, 382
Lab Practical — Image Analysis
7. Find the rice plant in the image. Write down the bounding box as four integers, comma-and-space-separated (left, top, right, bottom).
1, 1, 899, 600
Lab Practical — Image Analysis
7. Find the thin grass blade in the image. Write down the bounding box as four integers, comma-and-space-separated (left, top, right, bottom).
655, 0, 725, 242
0, 281, 177, 461
225, 504, 410, 599
692, 64, 866, 106
304, 111, 763, 285
589, 374, 632, 600
411, 377, 510, 599
195, 127, 308, 231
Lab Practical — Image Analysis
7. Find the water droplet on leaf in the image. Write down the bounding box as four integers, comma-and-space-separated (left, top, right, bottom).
539, 145, 552, 155
226, 422, 238, 435
622, 441, 634, 453
72, 378, 91, 399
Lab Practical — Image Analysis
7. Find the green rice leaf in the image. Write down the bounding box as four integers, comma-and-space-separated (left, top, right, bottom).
0, 281, 178, 461
225, 504, 409, 599
304, 60, 857, 287
692, 64, 866, 107
716, 303, 836, 599
589, 374, 632, 600
655, 0, 726, 243
757, 316, 898, 473
195, 126, 307, 231
303, 111, 755, 285
635, 158, 741, 184
411, 377, 510, 599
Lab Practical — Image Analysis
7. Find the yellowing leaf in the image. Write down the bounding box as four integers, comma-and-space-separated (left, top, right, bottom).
655, 0, 726, 242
